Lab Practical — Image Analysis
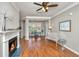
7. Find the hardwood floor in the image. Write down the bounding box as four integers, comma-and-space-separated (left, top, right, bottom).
20, 37, 79, 57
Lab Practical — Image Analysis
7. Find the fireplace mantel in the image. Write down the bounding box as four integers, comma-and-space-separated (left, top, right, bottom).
0, 30, 20, 34
0, 30, 20, 57
0, 30, 20, 42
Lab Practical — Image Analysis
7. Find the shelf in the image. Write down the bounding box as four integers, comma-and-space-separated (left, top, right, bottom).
0, 30, 20, 34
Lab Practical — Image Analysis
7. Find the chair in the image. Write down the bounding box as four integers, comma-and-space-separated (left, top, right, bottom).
57, 32, 67, 51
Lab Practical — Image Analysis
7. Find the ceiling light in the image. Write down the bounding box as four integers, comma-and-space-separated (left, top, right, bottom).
42, 7, 45, 12
46, 7, 48, 10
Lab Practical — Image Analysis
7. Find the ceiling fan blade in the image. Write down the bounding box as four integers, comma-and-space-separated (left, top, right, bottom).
48, 4, 58, 7
33, 2, 42, 6
36, 8, 42, 11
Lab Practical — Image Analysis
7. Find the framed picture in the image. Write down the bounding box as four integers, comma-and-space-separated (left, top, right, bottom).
59, 20, 71, 32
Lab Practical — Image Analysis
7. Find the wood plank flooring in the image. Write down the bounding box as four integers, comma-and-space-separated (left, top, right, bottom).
20, 37, 79, 57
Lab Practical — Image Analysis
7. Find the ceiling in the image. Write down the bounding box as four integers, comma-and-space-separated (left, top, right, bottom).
14, 2, 74, 19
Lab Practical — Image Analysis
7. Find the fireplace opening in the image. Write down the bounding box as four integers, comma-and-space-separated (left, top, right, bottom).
9, 37, 17, 57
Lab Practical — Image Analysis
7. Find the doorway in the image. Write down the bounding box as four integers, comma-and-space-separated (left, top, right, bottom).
29, 21, 47, 40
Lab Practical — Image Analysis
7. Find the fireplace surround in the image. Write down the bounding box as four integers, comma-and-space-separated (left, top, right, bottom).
0, 30, 20, 57
9, 36, 17, 57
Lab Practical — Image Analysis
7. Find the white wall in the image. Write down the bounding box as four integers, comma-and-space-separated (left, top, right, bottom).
51, 4, 79, 52
0, 2, 20, 57
0, 2, 19, 31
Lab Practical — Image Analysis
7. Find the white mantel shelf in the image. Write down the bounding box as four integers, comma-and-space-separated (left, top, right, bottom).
0, 30, 20, 34
0, 30, 20, 43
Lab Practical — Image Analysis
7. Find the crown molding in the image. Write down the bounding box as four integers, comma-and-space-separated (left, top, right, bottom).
51, 2, 79, 19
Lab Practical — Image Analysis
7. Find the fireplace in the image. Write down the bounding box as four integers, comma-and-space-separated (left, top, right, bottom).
9, 37, 17, 57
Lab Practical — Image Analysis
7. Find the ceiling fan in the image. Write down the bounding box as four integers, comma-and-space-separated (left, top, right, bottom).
33, 2, 58, 12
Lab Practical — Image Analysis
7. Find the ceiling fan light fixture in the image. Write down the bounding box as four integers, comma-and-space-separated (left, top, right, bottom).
42, 7, 48, 12
42, 7, 45, 12
46, 7, 48, 10
34, 2, 58, 12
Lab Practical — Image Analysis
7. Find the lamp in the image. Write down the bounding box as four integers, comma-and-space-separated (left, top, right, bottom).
48, 25, 52, 32
49, 26, 52, 30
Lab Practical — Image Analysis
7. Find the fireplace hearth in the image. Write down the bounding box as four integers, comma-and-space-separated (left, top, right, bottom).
9, 37, 17, 57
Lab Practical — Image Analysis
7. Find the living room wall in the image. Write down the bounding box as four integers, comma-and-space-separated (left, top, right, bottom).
51, 4, 79, 52
0, 2, 19, 31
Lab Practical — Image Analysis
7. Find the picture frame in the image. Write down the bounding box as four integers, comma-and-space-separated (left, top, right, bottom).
59, 20, 71, 32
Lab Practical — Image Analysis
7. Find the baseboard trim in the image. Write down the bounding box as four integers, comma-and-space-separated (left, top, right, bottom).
47, 39, 79, 55
64, 45, 79, 55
